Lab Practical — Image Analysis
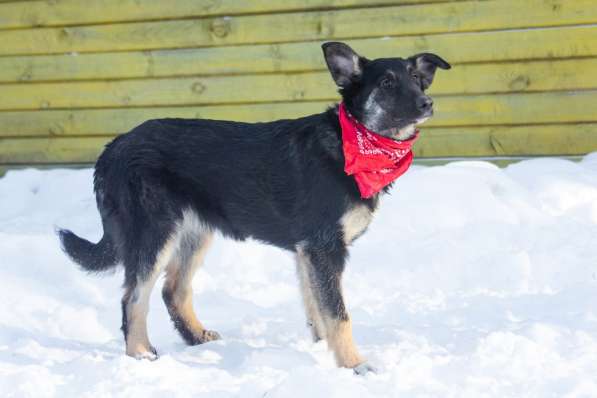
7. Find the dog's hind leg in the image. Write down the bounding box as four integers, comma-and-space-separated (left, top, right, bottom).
122, 239, 176, 360
162, 210, 220, 345
296, 240, 372, 372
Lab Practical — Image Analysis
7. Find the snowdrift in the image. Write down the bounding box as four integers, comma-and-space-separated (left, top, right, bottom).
1, 154, 597, 397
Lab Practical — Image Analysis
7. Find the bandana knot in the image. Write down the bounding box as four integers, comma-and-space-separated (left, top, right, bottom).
339, 102, 418, 198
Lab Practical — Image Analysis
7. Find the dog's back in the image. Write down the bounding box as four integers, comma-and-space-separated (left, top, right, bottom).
94, 111, 353, 249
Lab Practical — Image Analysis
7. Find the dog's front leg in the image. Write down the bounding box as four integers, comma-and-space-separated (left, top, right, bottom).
296, 248, 326, 342
296, 240, 373, 373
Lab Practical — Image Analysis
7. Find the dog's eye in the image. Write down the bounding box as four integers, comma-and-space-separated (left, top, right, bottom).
412, 72, 419, 80
380, 77, 395, 89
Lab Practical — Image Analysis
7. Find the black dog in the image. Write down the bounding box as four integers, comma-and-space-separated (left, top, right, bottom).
59, 42, 450, 374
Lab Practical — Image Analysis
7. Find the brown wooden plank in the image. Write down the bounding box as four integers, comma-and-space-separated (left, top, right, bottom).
0, 0, 595, 56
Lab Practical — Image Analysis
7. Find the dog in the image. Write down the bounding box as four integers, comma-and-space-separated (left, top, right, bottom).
58, 42, 450, 374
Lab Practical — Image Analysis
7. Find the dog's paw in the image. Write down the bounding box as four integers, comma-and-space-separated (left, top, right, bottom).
130, 346, 159, 361
353, 362, 378, 376
203, 329, 221, 341
194, 329, 221, 344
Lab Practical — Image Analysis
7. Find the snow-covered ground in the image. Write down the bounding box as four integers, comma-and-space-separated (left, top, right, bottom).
1, 154, 597, 397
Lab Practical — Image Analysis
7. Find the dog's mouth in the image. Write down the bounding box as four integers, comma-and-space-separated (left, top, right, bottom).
417, 107, 434, 123
415, 115, 431, 125
382, 115, 431, 141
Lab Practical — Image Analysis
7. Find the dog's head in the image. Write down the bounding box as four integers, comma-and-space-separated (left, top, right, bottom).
322, 42, 451, 140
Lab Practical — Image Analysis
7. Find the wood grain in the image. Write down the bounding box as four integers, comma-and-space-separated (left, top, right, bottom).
1, 58, 596, 110
1, 25, 596, 83
3, 123, 596, 164
0, 0, 595, 56
0, 0, 464, 29
1, 91, 596, 138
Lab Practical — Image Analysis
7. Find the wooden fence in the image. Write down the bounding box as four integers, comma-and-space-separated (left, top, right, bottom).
0, 0, 596, 165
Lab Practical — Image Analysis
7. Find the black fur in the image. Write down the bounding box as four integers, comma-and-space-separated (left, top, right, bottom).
305, 237, 350, 321
90, 110, 361, 262
323, 42, 450, 137
120, 287, 132, 341
58, 229, 118, 272
162, 287, 211, 345
58, 42, 450, 364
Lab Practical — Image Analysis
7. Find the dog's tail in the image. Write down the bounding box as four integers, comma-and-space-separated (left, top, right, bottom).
57, 229, 119, 272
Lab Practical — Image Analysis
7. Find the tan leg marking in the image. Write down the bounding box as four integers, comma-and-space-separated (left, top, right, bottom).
163, 232, 219, 343
295, 248, 326, 342
295, 244, 365, 369
125, 239, 176, 359
322, 316, 364, 368
162, 210, 219, 344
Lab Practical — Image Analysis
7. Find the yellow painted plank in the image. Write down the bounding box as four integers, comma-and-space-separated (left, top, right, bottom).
414, 124, 597, 157
3, 24, 596, 83
0, 136, 112, 164
1, 58, 596, 110
0, 0, 595, 56
0, 73, 334, 110
2, 123, 596, 164
0, 102, 327, 137
433, 91, 597, 127
1, 91, 597, 138
0, 107, 209, 138
0, 0, 464, 29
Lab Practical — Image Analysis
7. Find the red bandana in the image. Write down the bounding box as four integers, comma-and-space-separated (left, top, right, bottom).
339, 102, 418, 198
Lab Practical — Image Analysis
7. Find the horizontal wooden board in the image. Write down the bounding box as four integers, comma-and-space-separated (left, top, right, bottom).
2, 123, 596, 164
415, 124, 597, 157
0, 136, 112, 164
1, 57, 595, 110
2, 25, 596, 83
436, 91, 597, 126
1, 91, 597, 138
0, 0, 595, 56
0, 0, 463, 30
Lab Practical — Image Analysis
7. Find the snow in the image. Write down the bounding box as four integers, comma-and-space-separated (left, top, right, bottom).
1, 154, 597, 397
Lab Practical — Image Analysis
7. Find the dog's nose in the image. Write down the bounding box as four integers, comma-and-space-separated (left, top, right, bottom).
417, 96, 433, 111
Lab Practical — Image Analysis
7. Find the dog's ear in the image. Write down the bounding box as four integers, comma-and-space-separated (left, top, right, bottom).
322, 42, 368, 88
409, 53, 451, 90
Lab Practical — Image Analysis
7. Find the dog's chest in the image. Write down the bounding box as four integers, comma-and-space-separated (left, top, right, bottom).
340, 204, 375, 244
